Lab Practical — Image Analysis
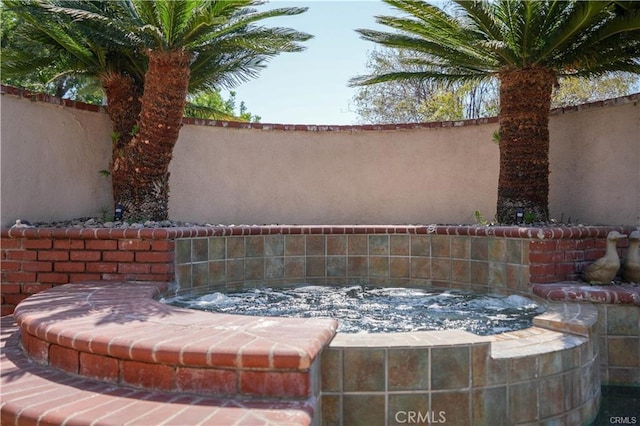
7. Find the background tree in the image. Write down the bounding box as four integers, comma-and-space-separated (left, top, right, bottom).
2, 0, 310, 221
353, 47, 638, 124
186, 90, 261, 122
552, 73, 639, 108
352, 48, 498, 123
352, 0, 640, 223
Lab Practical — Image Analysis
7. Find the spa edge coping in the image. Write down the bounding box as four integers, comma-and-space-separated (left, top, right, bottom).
14, 281, 597, 372
13, 281, 338, 373
3, 279, 606, 425
2, 223, 638, 240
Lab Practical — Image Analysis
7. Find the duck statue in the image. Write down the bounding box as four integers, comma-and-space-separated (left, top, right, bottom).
582, 231, 626, 285
622, 230, 640, 283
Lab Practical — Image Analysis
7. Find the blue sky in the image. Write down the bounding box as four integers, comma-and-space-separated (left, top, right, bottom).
223, 1, 396, 125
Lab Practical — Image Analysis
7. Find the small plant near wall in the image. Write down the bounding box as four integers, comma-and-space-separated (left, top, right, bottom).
97, 205, 113, 222
474, 210, 489, 226
524, 211, 537, 225
492, 130, 500, 145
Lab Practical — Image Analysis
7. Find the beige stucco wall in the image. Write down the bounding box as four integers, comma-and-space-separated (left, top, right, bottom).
1, 92, 638, 226
1, 95, 113, 226
548, 101, 640, 225
169, 123, 499, 225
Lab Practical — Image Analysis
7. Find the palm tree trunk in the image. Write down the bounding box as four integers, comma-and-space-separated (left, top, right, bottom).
101, 72, 143, 209
496, 66, 556, 224
114, 49, 191, 221
102, 72, 143, 151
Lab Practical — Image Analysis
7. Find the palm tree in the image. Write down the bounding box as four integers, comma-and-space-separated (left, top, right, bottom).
3, 0, 311, 221
2, 1, 146, 158
352, 0, 640, 223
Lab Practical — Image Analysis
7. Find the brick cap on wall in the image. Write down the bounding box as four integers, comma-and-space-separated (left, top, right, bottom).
2, 224, 637, 240
2, 84, 638, 132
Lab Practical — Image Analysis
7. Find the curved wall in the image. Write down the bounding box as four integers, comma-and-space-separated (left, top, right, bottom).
0, 90, 113, 224
170, 121, 498, 225
1, 86, 638, 226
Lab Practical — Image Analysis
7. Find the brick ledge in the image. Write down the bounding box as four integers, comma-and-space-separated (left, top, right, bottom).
0, 316, 315, 426
532, 281, 640, 305
13, 282, 337, 398
2, 224, 636, 240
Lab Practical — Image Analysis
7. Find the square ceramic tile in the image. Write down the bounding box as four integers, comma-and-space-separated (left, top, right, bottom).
388, 348, 429, 390
343, 348, 385, 391
431, 346, 470, 390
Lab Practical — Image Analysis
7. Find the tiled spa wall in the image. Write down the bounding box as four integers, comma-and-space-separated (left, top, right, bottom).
596, 303, 640, 384
173, 230, 605, 425
320, 321, 600, 426
174, 232, 531, 295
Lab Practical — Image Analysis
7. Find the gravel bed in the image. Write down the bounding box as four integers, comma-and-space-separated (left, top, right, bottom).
10, 217, 215, 229
9, 217, 574, 229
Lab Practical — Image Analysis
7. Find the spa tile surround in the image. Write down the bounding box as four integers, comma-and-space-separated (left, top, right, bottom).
2, 224, 638, 425
3, 224, 637, 314
6, 281, 599, 426
322, 300, 600, 425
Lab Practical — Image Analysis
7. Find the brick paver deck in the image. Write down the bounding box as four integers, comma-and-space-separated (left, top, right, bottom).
1, 282, 338, 425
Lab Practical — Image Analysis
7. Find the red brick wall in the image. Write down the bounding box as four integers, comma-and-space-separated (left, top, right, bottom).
529, 236, 630, 284
1, 233, 175, 316
2, 225, 633, 316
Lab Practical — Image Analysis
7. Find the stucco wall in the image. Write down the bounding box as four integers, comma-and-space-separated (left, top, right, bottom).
1, 94, 113, 225
169, 123, 498, 225
1, 89, 638, 226
548, 100, 640, 225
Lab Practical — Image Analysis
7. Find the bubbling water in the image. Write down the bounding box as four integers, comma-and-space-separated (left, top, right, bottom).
164, 285, 544, 335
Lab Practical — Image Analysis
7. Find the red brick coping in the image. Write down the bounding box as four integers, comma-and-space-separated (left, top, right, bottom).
2, 223, 634, 239
532, 282, 640, 306
3, 84, 638, 130
12, 281, 337, 399
0, 318, 315, 426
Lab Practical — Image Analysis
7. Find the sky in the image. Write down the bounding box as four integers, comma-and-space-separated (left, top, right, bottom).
222, 1, 396, 125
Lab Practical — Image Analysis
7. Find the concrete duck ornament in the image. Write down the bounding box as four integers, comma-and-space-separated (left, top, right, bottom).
582, 231, 627, 285
622, 230, 640, 283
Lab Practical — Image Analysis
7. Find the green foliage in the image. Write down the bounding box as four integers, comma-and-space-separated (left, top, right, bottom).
552, 73, 640, 108
351, 0, 640, 124
2, 0, 311, 105
352, 48, 499, 124
474, 210, 488, 226
185, 90, 260, 122
523, 211, 537, 225
97, 205, 113, 222
352, 46, 638, 125
492, 130, 501, 145
352, 1, 640, 87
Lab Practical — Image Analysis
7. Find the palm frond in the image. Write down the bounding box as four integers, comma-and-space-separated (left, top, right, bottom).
353, 0, 640, 89
536, 1, 612, 63
350, 69, 490, 87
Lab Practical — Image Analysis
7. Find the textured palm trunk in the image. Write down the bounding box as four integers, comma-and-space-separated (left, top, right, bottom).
496, 66, 556, 224
101, 72, 143, 207
113, 49, 191, 221
102, 72, 143, 150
